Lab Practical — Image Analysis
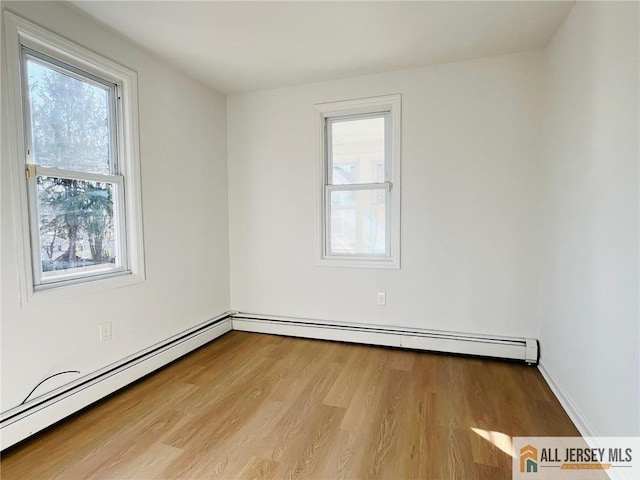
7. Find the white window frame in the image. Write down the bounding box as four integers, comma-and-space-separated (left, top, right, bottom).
315, 94, 401, 268
4, 12, 145, 304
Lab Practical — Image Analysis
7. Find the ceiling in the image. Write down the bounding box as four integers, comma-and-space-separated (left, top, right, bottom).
69, 1, 575, 94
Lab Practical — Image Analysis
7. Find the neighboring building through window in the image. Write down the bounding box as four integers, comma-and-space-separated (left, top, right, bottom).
315, 95, 401, 268
4, 13, 144, 300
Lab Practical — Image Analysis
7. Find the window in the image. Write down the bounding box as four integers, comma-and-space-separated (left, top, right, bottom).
24, 50, 125, 285
316, 95, 401, 268
4, 13, 144, 301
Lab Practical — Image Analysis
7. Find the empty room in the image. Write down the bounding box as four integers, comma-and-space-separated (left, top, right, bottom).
1, 1, 638, 479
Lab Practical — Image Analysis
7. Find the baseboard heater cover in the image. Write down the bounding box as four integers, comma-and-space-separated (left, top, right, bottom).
0, 313, 232, 451
231, 313, 539, 364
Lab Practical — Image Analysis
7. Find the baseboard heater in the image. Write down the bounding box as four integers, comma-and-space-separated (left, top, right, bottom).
0, 313, 232, 451
232, 313, 538, 365
2, 311, 537, 451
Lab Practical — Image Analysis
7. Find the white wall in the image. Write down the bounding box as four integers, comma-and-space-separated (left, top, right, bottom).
539, 1, 639, 436
0, 1, 230, 412
228, 50, 544, 338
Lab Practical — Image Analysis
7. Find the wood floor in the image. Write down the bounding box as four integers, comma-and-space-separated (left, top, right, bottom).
1, 331, 578, 479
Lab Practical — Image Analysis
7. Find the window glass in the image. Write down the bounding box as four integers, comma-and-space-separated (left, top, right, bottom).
329, 189, 386, 255
330, 116, 385, 185
36, 176, 119, 280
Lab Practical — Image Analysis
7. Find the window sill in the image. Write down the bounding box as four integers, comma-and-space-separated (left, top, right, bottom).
318, 256, 400, 269
24, 271, 144, 306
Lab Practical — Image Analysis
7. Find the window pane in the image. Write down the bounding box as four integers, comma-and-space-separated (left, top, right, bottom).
37, 176, 119, 280
26, 58, 112, 175
329, 189, 386, 255
331, 116, 385, 185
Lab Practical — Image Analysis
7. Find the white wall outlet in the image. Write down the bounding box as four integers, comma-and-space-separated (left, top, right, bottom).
377, 292, 386, 306
99, 321, 112, 342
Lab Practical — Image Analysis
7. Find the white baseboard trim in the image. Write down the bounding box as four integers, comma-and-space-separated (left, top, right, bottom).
231, 312, 538, 364
0, 313, 232, 451
538, 360, 597, 437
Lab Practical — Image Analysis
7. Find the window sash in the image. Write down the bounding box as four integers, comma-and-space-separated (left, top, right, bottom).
27, 166, 128, 288
324, 185, 391, 259
20, 46, 119, 176
325, 111, 391, 187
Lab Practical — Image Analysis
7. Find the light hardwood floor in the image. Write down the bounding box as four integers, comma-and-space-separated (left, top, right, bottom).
1, 331, 578, 479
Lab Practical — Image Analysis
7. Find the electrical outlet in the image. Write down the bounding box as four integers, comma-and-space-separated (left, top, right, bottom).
99, 321, 112, 342
377, 292, 386, 306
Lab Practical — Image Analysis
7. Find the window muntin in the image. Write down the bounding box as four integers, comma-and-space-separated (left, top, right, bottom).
21, 48, 127, 287
324, 112, 392, 258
